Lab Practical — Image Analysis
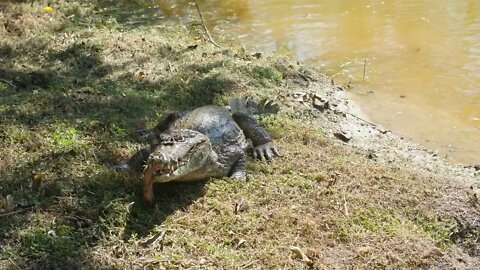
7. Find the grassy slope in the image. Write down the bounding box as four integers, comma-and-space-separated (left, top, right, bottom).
0, 1, 479, 269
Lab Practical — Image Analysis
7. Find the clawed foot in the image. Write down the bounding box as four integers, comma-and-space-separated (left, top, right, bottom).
231, 171, 247, 181
253, 142, 281, 161
134, 128, 153, 142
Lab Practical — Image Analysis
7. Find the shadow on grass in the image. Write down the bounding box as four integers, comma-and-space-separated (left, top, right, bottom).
123, 181, 207, 239
0, 160, 207, 268
0, 32, 237, 270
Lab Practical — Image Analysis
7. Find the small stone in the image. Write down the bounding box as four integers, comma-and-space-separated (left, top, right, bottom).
356, 246, 375, 256
367, 151, 377, 160
334, 132, 351, 142
378, 126, 390, 134
313, 94, 330, 111
252, 52, 262, 59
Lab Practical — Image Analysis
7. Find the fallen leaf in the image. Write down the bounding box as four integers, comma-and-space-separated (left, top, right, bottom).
234, 197, 248, 214
356, 246, 375, 256
421, 247, 444, 259
290, 246, 312, 264
236, 239, 247, 248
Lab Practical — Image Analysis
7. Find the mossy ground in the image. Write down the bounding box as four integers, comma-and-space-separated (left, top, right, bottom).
0, 1, 479, 269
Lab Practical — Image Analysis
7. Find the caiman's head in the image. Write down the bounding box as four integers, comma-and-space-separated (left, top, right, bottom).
146, 129, 215, 182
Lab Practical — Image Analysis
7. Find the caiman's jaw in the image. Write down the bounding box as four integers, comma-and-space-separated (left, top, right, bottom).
146, 129, 212, 182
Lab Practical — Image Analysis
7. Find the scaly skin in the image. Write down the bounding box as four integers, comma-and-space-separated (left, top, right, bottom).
118, 105, 280, 205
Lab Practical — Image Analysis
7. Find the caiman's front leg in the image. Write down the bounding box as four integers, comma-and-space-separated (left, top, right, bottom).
114, 147, 151, 172
232, 113, 281, 161
229, 153, 247, 181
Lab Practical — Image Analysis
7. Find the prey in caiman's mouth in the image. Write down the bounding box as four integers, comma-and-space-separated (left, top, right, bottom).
142, 129, 217, 203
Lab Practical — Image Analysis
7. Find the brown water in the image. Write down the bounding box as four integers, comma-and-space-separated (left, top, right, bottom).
102, 0, 480, 165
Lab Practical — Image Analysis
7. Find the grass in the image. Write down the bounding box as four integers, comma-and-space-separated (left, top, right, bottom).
0, 1, 479, 269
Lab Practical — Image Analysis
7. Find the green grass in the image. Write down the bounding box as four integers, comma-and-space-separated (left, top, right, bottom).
0, 1, 478, 269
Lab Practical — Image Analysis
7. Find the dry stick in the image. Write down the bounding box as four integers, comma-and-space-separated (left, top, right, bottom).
8, 258, 20, 270
0, 206, 33, 218
362, 58, 367, 79
344, 110, 377, 127
240, 260, 258, 269
140, 230, 166, 248
343, 191, 349, 217
194, 0, 221, 48
0, 77, 16, 88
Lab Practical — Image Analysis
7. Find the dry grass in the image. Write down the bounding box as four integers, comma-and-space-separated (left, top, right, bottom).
0, 1, 479, 269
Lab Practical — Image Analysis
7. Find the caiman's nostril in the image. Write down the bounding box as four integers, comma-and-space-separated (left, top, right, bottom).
148, 153, 170, 165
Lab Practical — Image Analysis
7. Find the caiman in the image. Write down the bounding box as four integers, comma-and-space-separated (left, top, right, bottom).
117, 100, 280, 205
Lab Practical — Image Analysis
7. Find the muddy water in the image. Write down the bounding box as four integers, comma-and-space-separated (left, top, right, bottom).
102, 0, 480, 165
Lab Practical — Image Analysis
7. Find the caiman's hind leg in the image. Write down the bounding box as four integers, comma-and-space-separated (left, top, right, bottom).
229, 153, 247, 181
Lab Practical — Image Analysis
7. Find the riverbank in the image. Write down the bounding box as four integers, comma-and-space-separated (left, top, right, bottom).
1, 1, 479, 268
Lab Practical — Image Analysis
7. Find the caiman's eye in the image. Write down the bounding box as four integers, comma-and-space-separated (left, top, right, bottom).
159, 133, 175, 145
173, 134, 185, 142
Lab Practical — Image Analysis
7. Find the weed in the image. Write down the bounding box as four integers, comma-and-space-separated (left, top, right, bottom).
240, 65, 283, 87
414, 216, 453, 249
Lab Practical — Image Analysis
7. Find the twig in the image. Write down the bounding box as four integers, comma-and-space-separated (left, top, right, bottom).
0, 77, 16, 88
8, 258, 20, 270
194, 0, 220, 48
0, 205, 34, 217
343, 191, 349, 217
240, 259, 258, 269
362, 58, 367, 79
140, 230, 166, 248
341, 110, 377, 127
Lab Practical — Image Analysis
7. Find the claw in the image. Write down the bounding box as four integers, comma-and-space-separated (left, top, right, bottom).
114, 163, 129, 171
256, 148, 264, 160
264, 148, 273, 161
253, 149, 259, 159
252, 142, 281, 161
272, 146, 281, 157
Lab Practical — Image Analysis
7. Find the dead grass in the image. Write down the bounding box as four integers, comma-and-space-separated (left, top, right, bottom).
0, 1, 479, 269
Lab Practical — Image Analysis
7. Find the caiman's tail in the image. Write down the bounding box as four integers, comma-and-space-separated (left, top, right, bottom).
228, 96, 280, 116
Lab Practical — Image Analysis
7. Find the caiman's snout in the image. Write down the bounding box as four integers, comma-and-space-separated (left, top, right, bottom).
143, 129, 213, 204
146, 129, 211, 180
148, 152, 168, 163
